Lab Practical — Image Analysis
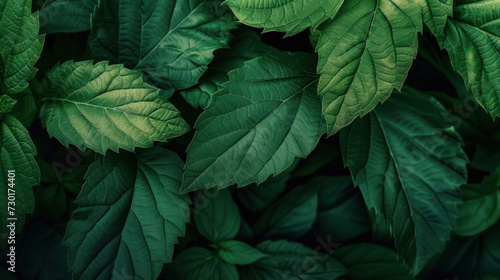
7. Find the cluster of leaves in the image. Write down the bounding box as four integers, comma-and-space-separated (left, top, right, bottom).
0, 0, 500, 279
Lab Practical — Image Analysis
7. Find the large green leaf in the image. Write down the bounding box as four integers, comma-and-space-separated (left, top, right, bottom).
0, 115, 39, 247
252, 180, 318, 241
437, 0, 500, 118
0, 0, 44, 94
182, 52, 324, 192
317, 0, 422, 135
39, 61, 189, 154
39, 0, 97, 34
333, 244, 414, 280
194, 189, 241, 243
340, 91, 468, 273
63, 147, 191, 280
312, 176, 371, 242
168, 247, 239, 280
181, 28, 274, 109
239, 240, 346, 280
89, 0, 236, 93
454, 172, 500, 236
224, 0, 343, 36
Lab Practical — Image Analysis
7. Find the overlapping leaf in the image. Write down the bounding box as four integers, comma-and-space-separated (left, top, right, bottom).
90, 0, 236, 93
0, 0, 44, 94
39, 61, 189, 154
182, 52, 324, 192
63, 147, 191, 280
340, 91, 468, 273
39, 0, 97, 34
0, 115, 39, 246
317, 0, 422, 135
437, 0, 500, 117
225, 0, 343, 36
181, 28, 274, 108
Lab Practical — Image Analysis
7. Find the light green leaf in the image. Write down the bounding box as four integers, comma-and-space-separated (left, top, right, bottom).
39, 60, 189, 154
215, 240, 268, 265
317, 0, 422, 135
181, 28, 274, 108
0, 115, 39, 246
333, 244, 414, 280
90, 0, 236, 92
39, 0, 97, 34
0, 95, 16, 115
195, 189, 241, 242
312, 176, 371, 242
418, 0, 453, 35
455, 172, 500, 236
224, 0, 343, 36
437, 0, 500, 118
340, 91, 468, 273
182, 52, 324, 192
63, 147, 191, 280
168, 247, 239, 280
239, 240, 346, 280
252, 179, 318, 241
0, 0, 44, 94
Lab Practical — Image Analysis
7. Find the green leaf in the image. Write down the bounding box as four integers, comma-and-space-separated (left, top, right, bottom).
195, 189, 241, 242
224, 0, 343, 36
0, 0, 44, 94
181, 28, 274, 108
0, 95, 16, 115
63, 147, 191, 280
239, 240, 346, 280
312, 176, 371, 242
215, 240, 268, 265
292, 143, 338, 177
16, 218, 71, 280
317, 0, 422, 135
182, 52, 324, 192
419, 0, 453, 35
8, 85, 38, 128
0, 115, 39, 246
333, 244, 414, 280
39, 60, 189, 154
168, 247, 239, 280
34, 183, 67, 221
340, 91, 468, 273
455, 172, 500, 236
39, 0, 97, 34
89, 0, 236, 92
252, 181, 318, 241
436, 0, 500, 118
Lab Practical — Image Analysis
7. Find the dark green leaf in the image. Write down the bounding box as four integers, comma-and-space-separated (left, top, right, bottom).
39, 0, 97, 34
215, 240, 268, 265
63, 147, 191, 279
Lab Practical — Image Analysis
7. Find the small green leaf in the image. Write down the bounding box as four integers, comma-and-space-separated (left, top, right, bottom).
8, 85, 38, 128
0, 115, 39, 247
90, 0, 236, 92
340, 90, 468, 273
215, 240, 268, 265
181, 28, 275, 108
455, 172, 500, 236
0, 0, 44, 94
39, 60, 189, 154
168, 247, 239, 280
419, 0, 453, 35
312, 176, 371, 242
39, 0, 97, 34
437, 0, 500, 118
0, 95, 16, 115
252, 181, 318, 241
195, 189, 241, 242
224, 0, 344, 36
63, 147, 191, 279
317, 0, 422, 135
333, 244, 414, 280
182, 52, 324, 192
239, 240, 346, 280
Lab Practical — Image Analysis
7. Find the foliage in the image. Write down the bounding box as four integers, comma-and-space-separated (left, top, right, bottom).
0, 0, 499, 279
